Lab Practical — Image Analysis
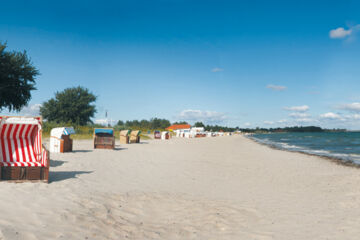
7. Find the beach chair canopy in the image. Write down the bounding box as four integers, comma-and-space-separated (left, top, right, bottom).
0, 116, 47, 167
130, 130, 141, 137
120, 130, 131, 136
94, 128, 114, 135
50, 127, 75, 139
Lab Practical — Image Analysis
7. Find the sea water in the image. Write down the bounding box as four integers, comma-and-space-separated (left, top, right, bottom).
249, 132, 360, 164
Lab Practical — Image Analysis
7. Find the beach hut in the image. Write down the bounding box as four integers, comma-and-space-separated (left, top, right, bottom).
93, 128, 115, 149
129, 130, 141, 143
0, 116, 49, 182
119, 130, 130, 144
50, 127, 75, 153
161, 131, 170, 140
154, 130, 161, 139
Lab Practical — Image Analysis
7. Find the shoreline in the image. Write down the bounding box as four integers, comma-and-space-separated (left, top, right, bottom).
246, 135, 360, 169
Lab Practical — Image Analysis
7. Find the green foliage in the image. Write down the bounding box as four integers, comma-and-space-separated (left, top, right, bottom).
194, 122, 205, 128
116, 118, 170, 130
238, 126, 344, 133
42, 121, 152, 140
40, 86, 96, 125
270, 126, 324, 132
172, 121, 188, 125
205, 125, 238, 132
0, 42, 39, 111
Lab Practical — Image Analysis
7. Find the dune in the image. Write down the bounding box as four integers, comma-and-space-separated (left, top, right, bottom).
0, 135, 359, 239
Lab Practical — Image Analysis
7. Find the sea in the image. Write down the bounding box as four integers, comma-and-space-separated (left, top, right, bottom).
248, 132, 360, 164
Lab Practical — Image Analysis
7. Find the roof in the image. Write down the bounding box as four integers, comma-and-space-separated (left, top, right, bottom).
166, 124, 191, 130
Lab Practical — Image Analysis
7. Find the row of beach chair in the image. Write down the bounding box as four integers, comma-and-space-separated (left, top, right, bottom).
0, 116, 143, 183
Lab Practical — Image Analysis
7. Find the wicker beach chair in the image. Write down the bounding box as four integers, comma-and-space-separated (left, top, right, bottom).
94, 128, 115, 149
119, 130, 130, 144
0, 116, 49, 182
129, 130, 141, 143
161, 131, 170, 140
154, 130, 161, 139
50, 127, 75, 153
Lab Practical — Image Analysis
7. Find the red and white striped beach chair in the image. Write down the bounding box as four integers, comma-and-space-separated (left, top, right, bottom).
0, 116, 49, 182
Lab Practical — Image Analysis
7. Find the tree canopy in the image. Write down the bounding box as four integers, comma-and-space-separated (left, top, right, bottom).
0, 42, 39, 111
116, 118, 170, 130
172, 121, 188, 125
40, 86, 97, 125
194, 122, 205, 128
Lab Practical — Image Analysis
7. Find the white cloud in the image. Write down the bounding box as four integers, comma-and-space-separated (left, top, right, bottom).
264, 121, 274, 125
0, 104, 42, 116
338, 102, 360, 112
353, 114, 360, 120
329, 25, 360, 40
266, 84, 287, 91
284, 105, 309, 112
244, 122, 251, 127
329, 27, 352, 39
211, 67, 224, 72
320, 112, 341, 120
21, 104, 42, 116
277, 119, 288, 124
289, 112, 310, 118
343, 114, 360, 120
178, 109, 227, 124
295, 118, 315, 123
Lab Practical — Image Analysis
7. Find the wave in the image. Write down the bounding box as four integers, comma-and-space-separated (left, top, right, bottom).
248, 135, 360, 165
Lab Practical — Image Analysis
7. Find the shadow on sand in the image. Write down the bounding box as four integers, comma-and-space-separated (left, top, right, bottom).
49, 171, 93, 183
72, 150, 93, 153
50, 159, 67, 167
113, 147, 128, 151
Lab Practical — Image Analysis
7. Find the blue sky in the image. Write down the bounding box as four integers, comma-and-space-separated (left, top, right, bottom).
1, 0, 360, 129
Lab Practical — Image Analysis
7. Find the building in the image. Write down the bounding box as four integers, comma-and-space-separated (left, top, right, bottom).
166, 124, 191, 137
166, 124, 191, 131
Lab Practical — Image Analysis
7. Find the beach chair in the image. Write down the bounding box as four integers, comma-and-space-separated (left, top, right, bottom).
161, 131, 170, 140
93, 128, 115, 149
0, 116, 49, 182
129, 130, 141, 143
154, 130, 161, 139
119, 130, 130, 144
50, 127, 75, 153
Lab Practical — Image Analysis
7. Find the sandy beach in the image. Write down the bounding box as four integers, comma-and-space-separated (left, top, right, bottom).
0, 135, 359, 239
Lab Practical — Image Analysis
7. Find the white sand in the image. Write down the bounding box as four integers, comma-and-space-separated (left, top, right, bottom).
0, 135, 360, 239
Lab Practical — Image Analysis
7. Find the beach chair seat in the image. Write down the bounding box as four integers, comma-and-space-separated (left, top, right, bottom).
154, 130, 161, 139
129, 130, 141, 143
50, 127, 75, 153
119, 130, 130, 144
161, 131, 170, 140
0, 162, 45, 167
94, 128, 115, 149
0, 116, 49, 182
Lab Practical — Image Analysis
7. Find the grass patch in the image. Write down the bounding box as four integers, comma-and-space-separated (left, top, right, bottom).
42, 122, 155, 140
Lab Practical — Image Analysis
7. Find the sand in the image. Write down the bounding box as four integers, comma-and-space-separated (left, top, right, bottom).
0, 135, 360, 239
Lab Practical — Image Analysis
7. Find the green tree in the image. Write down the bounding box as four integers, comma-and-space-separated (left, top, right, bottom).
117, 120, 124, 126
194, 122, 205, 128
0, 42, 39, 111
40, 86, 96, 125
172, 121, 188, 125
